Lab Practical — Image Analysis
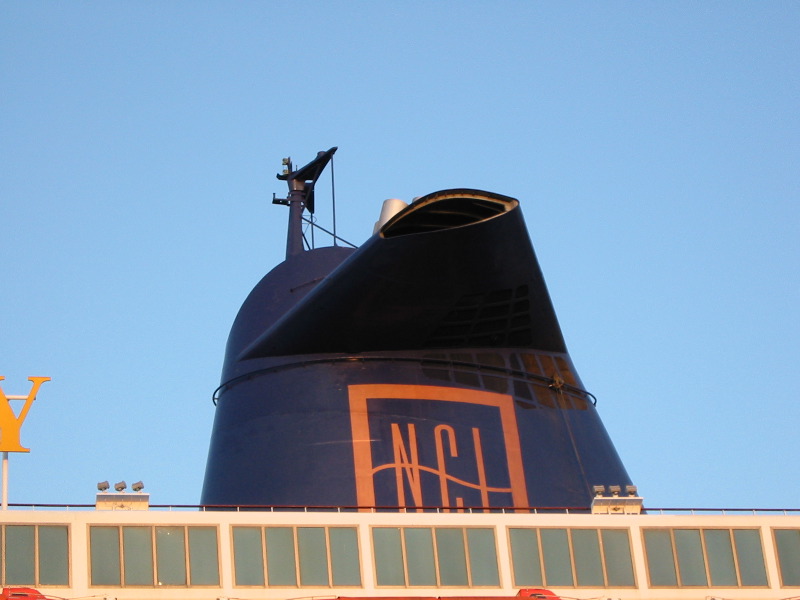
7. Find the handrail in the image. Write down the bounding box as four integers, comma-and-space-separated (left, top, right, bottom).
4, 503, 800, 514
212, 354, 596, 406
644, 507, 800, 515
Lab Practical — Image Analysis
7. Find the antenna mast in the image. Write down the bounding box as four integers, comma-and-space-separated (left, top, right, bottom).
273, 146, 338, 259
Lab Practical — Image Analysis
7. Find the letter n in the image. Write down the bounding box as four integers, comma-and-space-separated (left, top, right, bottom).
390, 423, 424, 508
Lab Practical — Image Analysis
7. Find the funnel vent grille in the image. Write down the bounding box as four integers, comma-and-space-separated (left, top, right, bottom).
420, 351, 592, 410
426, 285, 532, 348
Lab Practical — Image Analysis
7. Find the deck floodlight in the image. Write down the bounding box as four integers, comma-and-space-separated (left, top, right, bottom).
593, 484, 606, 497
132, 481, 144, 492
609, 484, 622, 496
114, 481, 127, 492
626, 484, 638, 496
97, 481, 110, 492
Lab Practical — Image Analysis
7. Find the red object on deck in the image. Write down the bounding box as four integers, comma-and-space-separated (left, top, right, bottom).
336, 593, 562, 600
517, 589, 562, 600
0, 589, 47, 600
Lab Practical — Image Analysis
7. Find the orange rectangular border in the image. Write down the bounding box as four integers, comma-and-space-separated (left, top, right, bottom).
348, 384, 529, 509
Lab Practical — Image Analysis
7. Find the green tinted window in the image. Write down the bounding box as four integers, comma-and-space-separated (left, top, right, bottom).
674, 529, 707, 586
232, 527, 264, 586
435, 528, 468, 586
404, 528, 436, 586
775, 529, 800, 586
704, 529, 736, 586
509, 528, 543, 586
540, 528, 573, 586
123, 527, 154, 585
601, 529, 634, 587
403, 527, 436, 586
510, 528, 634, 589
373, 527, 405, 586
6, 525, 35, 584
466, 528, 499, 586
155, 527, 186, 585
645, 528, 770, 589
230, 526, 361, 588
298, 527, 328, 586
329, 527, 361, 586
38, 526, 69, 585
266, 527, 297, 586
644, 529, 677, 586
733, 529, 767, 586
90, 526, 121, 586
188, 527, 219, 586
572, 529, 603, 586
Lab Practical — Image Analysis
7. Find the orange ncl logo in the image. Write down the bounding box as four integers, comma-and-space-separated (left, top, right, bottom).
349, 384, 529, 511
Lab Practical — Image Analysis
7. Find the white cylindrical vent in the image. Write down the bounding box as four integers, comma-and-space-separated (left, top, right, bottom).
373, 198, 409, 234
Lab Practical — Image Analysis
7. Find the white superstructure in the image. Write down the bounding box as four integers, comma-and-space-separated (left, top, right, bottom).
2, 499, 799, 600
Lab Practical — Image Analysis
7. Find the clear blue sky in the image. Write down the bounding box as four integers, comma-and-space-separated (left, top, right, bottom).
1, 2, 798, 508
